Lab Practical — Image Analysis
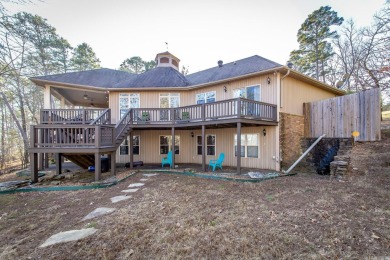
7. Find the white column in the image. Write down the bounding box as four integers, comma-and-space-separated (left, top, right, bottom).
43, 85, 51, 109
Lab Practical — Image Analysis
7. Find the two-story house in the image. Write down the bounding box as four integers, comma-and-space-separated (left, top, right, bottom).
29, 51, 344, 181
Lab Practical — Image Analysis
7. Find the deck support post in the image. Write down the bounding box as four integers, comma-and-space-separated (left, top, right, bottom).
95, 153, 101, 181
30, 153, 38, 183
171, 127, 175, 169
129, 132, 133, 169
110, 151, 116, 175
44, 154, 49, 169
202, 125, 206, 171
55, 153, 62, 175
237, 122, 241, 174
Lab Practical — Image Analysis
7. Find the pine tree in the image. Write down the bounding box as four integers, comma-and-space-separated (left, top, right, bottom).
289, 6, 343, 82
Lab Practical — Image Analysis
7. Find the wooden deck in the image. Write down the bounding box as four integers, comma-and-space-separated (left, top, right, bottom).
29, 98, 277, 182
31, 98, 277, 151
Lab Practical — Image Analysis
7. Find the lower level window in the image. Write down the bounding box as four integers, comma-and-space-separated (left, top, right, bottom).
234, 134, 259, 158
197, 135, 216, 155
120, 135, 140, 155
160, 135, 180, 154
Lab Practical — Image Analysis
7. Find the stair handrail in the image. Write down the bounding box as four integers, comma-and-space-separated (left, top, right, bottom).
114, 108, 133, 141
89, 108, 111, 125
282, 134, 326, 174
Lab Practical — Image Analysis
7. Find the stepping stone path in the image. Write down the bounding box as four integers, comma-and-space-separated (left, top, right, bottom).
40, 228, 97, 247
81, 207, 115, 221
110, 195, 131, 203
128, 183, 144, 188
143, 173, 159, 177
39, 172, 160, 249
121, 188, 139, 193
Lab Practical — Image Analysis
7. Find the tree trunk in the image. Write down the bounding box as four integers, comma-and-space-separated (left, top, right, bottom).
0, 101, 5, 171
0, 92, 30, 166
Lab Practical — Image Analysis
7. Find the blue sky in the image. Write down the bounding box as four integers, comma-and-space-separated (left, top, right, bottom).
6, 0, 387, 73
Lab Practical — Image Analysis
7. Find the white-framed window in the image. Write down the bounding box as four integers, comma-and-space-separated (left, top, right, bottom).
196, 91, 216, 104
160, 93, 180, 108
196, 135, 216, 155
120, 135, 140, 155
119, 93, 140, 118
234, 134, 259, 158
160, 93, 180, 121
233, 85, 260, 101
160, 135, 180, 155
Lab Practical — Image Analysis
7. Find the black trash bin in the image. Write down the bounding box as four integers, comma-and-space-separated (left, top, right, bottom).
101, 157, 109, 172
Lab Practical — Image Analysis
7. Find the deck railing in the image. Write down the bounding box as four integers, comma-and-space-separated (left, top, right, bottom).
30, 125, 115, 148
131, 98, 277, 124
40, 109, 108, 124
34, 99, 277, 149
89, 108, 111, 125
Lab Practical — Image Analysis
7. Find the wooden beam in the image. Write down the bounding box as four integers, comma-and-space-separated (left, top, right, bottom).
237, 122, 241, 174
95, 153, 101, 181
202, 125, 206, 171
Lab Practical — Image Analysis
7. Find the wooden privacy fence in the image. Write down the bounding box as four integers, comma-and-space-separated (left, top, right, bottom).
304, 88, 381, 141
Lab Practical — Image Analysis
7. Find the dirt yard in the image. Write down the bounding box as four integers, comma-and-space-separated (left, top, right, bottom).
1, 121, 389, 259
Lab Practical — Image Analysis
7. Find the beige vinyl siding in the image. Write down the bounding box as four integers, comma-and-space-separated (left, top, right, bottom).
109, 73, 278, 123
116, 126, 278, 170
281, 76, 337, 115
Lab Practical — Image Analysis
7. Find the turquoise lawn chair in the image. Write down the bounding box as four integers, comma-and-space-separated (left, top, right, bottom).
209, 153, 225, 171
162, 151, 173, 168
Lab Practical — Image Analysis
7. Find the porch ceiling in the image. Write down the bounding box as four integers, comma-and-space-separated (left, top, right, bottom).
52, 86, 108, 108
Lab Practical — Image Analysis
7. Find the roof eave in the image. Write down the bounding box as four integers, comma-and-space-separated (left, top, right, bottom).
30, 78, 109, 92
279, 67, 345, 95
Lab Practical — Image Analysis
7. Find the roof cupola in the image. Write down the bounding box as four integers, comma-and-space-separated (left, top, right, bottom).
155, 51, 180, 70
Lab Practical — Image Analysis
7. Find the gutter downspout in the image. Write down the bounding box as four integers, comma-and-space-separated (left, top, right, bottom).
280, 69, 290, 109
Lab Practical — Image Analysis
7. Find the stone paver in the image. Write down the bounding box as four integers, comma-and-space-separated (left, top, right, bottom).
40, 228, 97, 247
110, 195, 131, 203
143, 173, 159, 177
81, 207, 115, 221
128, 183, 144, 188
121, 188, 139, 193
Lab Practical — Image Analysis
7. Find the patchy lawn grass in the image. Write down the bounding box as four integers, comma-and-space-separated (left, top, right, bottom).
0, 170, 389, 259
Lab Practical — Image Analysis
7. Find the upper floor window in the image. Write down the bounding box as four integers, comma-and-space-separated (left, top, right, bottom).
233, 85, 260, 101
160, 93, 180, 108
196, 91, 216, 104
119, 93, 140, 118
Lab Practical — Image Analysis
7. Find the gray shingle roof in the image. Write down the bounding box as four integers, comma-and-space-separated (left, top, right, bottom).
114, 67, 190, 88
30, 55, 283, 89
30, 68, 137, 88
186, 55, 282, 85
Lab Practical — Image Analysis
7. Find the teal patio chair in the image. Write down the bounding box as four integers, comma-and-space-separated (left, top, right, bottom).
209, 153, 225, 171
162, 151, 173, 168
